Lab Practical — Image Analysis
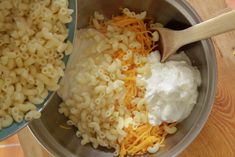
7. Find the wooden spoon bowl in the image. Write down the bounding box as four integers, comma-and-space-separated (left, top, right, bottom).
154, 10, 235, 62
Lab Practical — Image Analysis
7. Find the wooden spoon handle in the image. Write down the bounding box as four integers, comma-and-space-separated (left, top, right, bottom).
180, 10, 235, 45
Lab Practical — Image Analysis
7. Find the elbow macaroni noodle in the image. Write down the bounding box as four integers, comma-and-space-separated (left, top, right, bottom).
0, 0, 73, 129
58, 12, 154, 154
58, 9, 178, 157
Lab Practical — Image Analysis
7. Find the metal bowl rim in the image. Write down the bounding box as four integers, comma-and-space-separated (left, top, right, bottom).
29, 0, 217, 156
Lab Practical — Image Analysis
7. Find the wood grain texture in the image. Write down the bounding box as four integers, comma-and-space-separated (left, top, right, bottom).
18, 128, 51, 157
18, 0, 235, 157
180, 0, 235, 157
0, 135, 24, 157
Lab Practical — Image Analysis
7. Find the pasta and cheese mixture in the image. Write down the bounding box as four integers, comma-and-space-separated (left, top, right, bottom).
58, 9, 180, 157
0, 0, 73, 129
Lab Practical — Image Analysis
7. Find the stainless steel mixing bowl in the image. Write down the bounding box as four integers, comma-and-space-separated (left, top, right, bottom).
29, 0, 217, 157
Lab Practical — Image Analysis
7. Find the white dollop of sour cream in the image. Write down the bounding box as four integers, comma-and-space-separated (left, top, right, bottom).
144, 51, 201, 125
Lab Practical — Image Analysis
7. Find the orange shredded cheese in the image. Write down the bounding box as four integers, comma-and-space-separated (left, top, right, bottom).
59, 125, 72, 130
104, 15, 158, 112
92, 10, 177, 157
107, 15, 155, 56
119, 124, 169, 157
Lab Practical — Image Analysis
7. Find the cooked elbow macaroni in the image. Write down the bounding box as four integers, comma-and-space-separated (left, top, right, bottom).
0, 0, 73, 129
58, 9, 176, 157
58, 21, 152, 154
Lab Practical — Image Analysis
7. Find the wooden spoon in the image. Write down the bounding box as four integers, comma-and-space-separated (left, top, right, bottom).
154, 10, 235, 62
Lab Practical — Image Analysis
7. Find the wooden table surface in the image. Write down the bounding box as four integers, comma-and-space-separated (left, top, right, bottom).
181, 0, 235, 156
17, 0, 235, 157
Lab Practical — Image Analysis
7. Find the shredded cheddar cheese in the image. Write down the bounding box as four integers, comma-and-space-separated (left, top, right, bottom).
107, 15, 156, 56
91, 9, 177, 157
119, 124, 167, 157
105, 15, 157, 111
59, 125, 72, 130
